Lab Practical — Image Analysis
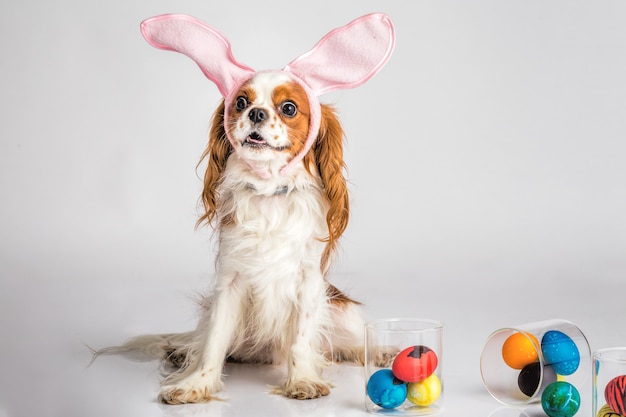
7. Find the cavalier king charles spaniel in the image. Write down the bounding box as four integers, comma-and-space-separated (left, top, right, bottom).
94, 13, 394, 404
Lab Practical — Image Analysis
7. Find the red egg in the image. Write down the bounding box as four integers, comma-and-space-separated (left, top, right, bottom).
605, 375, 626, 415
392, 345, 438, 383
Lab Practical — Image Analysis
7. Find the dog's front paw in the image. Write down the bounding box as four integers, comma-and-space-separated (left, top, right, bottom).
159, 384, 218, 404
274, 379, 334, 400
159, 373, 223, 404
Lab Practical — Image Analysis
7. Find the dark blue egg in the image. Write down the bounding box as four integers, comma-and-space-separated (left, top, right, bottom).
367, 369, 407, 409
518, 362, 557, 397
541, 330, 580, 376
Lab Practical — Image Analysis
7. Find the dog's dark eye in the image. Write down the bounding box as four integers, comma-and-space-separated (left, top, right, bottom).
235, 96, 248, 112
280, 101, 297, 117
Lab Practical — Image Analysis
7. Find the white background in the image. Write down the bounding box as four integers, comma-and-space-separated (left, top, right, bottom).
1, 1, 625, 416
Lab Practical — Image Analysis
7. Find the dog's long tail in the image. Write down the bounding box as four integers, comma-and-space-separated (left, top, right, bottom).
87, 332, 195, 368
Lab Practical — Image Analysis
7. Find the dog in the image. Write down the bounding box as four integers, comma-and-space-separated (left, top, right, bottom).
94, 13, 395, 405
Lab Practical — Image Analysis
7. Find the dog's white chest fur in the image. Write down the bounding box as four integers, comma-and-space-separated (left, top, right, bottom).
212, 156, 330, 360
217, 155, 328, 265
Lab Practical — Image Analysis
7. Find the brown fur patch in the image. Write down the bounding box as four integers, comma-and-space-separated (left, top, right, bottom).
196, 101, 232, 228
272, 82, 310, 154
326, 284, 361, 308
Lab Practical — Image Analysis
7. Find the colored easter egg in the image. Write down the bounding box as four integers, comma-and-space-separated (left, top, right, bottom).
518, 362, 557, 397
541, 381, 580, 417
407, 373, 441, 406
541, 330, 580, 376
604, 375, 626, 415
392, 345, 438, 383
367, 369, 407, 409
502, 332, 540, 369
597, 404, 624, 417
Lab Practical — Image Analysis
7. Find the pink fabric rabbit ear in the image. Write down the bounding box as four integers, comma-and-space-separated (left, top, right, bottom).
140, 14, 255, 97
284, 13, 395, 97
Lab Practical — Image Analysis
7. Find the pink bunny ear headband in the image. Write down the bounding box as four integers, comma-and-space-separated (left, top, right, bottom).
140, 13, 395, 176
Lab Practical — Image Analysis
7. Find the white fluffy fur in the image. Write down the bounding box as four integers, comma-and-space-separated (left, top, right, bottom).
94, 72, 365, 404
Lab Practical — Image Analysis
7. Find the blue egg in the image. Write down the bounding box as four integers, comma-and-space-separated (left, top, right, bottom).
541, 381, 580, 417
541, 330, 580, 376
367, 369, 407, 409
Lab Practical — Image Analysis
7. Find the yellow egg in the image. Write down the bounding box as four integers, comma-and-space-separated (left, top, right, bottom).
406, 373, 441, 406
502, 332, 540, 369
597, 403, 624, 417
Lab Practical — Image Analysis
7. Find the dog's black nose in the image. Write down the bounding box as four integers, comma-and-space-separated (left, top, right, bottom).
248, 108, 268, 124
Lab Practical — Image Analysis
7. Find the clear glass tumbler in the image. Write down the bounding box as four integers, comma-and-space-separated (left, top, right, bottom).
593, 347, 626, 417
365, 318, 443, 415
480, 318, 590, 413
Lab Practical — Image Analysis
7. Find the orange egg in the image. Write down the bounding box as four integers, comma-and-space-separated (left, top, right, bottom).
501, 332, 540, 369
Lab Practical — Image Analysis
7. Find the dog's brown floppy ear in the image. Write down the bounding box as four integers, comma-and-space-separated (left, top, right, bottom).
312, 104, 349, 257
197, 101, 232, 228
